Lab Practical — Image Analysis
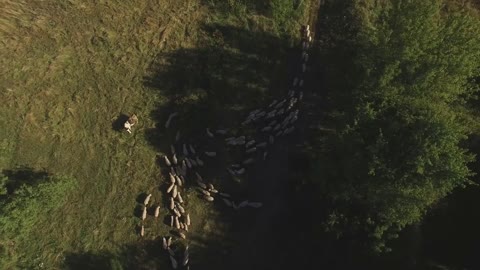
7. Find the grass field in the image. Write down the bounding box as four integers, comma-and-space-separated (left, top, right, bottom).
0, 0, 317, 268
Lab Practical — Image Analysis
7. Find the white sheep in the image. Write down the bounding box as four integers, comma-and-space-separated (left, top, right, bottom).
199, 189, 211, 196
299, 79, 304, 87
293, 77, 299, 87
170, 145, 176, 155
256, 142, 267, 148
173, 208, 181, 218
299, 91, 304, 100
186, 213, 191, 226
242, 158, 254, 165
167, 182, 175, 193
170, 255, 178, 269
195, 172, 203, 182
269, 135, 275, 144
164, 156, 172, 167
216, 129, 228, 135
261, 126, 272, 132
175, 175, 183, 187
222, 198, 232, 207
183, 144, 188, 156
196, 179, 207, 189
248, 202, 263, 208
206, 128, 214, 138
189, 144, 196, 154
263, 151, 268, 160
162, 237, 168, 250
303, 53, 309, 62
170, 215, 174, 227
245, 140, 256, 148
154, 206, 160, 217
172, 185, 178, 198
227, 168, 236, 176
302, 63, 307, 73
172, 154, 178, 165
168, 247, 175, 257
219, 192, 231, 198
185, 158, 192, 169
204, 195, 214, 202
176, 203, 185, 214
189, 158, 197, 167
167, 236, 172, 247
177, 231, 186, 239
174, 217, 180, 231
196, 156, 204, 166
238, 200, 249, 208
142, 206, 147, 220
236, 168, 246, 175
246, 147, 257, 154
175, 130, 181, 142
164, 112, 178, 129
144, 194, 152, 206
204, 151, 216, 157
140, 225, 145, 237
269, 99, 279, 107
169, 197, 175, 210
177, 192, 184, 203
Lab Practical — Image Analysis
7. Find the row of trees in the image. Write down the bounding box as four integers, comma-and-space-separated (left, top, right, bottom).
314, 0, 480, 252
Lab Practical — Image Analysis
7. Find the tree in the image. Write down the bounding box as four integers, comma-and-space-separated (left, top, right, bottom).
315, 0, 480, 252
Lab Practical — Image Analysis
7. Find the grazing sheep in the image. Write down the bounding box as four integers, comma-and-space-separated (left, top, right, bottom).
245, 140, 256, 148
273, 124, 282, 131
227, 168, 236, 176
204, 151, 216, 157
302, 41, 308, 50
186, 213, 191, 226
199, 188, 210, 196
189, 158, 197, 167
230, 164, 241, 169
170, 145, 176, 155
293, 77, 299, 87
169, 173, 176, 184
185, 158, 192, 169
216, 129, 228, 135
303, 53, 309, 62
177, 192, 184, 203
181, 160, 187, 173
185, 145, 194, 155
170, 255, 178, 269
140, 225, 145, 237
269, 99, 279, 107
232, 201, 239, 210
269, 135, 275, 144
167, 183, 175, 193
170, 215, 174, 227
308, 35, 312, 42
176, 203, 185, 214
203, 195, 214, 202
172, 185, 178, 198
209, 188, 219, 194
246, 147, 257, 154
235, 168, 245, 175
207, 183, 215, 190
184, 224, 189, 232
144, 194, 152, 206
142, 206, 147, 220
248, 202, 263, 208
196, 156, 204, 166
177, 231, 186, 239
175, 175, 183, 187
172, 154, 178, 165
174, 208, 181, 218
196, 179, 207, 189
165, 112, 178, 129
154, 206, 160, 217
169, 197, 175, 210
206, 128, 214, 138
275, 130, 283, 137
242, 158, 254, 165
299, 79, 304, 87
180, 222, 185, 230
162, 237, 168, 250
219, 192, 231, 198
299, 91, 304, 100
261, 126, 272, 132
183, 144, 188, 156
164, 156, 172, 167
175, 130, 181, 142
225, 136, 236, 142
241, 119, 252, 126
195, 172, 203, 182
263, 152, 268, 160
167, 236, 172, 247
302, 63, 307, 73
222, 198, 232, 207
183, 247, 190, 266
238, 200, 249, 208
256, 142, 267, 148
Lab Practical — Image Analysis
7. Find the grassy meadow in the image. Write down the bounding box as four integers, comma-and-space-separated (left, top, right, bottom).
0, 0, 317, 268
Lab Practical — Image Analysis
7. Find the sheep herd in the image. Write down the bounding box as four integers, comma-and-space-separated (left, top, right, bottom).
129, 24, 313, 269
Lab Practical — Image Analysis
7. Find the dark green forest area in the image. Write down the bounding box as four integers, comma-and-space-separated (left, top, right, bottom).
1, 0, 479, 269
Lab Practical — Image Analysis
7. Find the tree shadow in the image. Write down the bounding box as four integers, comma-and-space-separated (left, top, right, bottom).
112, 114, 130, 132
2, 166, 50, 195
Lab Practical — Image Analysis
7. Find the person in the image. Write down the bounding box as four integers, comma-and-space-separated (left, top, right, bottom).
124, 121, 132, 134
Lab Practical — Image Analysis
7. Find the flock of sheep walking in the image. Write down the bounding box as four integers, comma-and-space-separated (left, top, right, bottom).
127, 24, 313, 269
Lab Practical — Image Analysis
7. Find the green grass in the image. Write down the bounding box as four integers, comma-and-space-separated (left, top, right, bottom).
0, 0, 314, 268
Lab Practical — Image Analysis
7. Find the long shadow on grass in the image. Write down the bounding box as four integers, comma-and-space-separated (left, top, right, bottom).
2, 166, 51, 195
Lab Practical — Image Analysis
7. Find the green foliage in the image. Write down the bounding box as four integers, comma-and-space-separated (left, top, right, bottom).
0, 173, 76, 268
316, 0, 480, 252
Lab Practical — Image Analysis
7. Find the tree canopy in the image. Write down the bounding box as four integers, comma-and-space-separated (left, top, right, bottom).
316, 0, 480, 252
